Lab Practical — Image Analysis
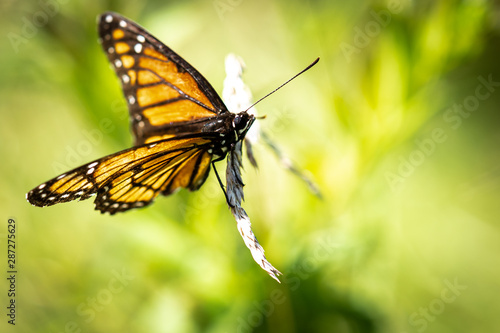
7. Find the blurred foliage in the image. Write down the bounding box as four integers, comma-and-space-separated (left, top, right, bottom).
1, 0, 500, 332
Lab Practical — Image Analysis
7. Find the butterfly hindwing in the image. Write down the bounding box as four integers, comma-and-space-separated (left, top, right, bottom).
27, 136, 213, 214
98, 12, 229, 145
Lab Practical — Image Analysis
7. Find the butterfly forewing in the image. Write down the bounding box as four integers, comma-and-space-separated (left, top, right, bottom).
27, 136, 213, 214
98, 12, 229, 145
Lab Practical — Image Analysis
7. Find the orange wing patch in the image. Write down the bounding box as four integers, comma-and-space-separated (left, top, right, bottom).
137, 69, 162, 85
127, 70, 137, 85
112, 28, 125, 39
115, 42, 130, 54
143, 48, 168, 61
136, 84, 180, 106
121, 55, 135, 68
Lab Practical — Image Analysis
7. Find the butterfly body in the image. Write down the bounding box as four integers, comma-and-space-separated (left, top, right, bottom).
26, 12, 255, 214
141, 111, 255, 154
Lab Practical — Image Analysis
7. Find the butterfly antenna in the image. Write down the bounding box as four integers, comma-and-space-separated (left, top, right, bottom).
245, 57, 320, 112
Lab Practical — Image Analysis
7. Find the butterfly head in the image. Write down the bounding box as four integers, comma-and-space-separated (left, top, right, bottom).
232, 111, 255, 141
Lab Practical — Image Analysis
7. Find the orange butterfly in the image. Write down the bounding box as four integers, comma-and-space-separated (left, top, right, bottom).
26, 12, 255, 214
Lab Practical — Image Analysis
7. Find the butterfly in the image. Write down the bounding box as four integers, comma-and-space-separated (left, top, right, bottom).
26, 12, 256, 215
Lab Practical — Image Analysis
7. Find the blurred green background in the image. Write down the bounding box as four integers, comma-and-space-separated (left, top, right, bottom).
1, 0, 500, 332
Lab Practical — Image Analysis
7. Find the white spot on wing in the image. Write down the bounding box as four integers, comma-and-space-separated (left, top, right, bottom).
87, 168, 95, 175
119, 20, 127, 28
134, 43, 142, 53
88, 162, 98, 168
137, 35, 145, 43
38, 184, 46, 189
108, 47, 115, 54
122, 74, 130, 84
105, 15, 113, 23
128, 95, 136, 104
114, 59, 122, 68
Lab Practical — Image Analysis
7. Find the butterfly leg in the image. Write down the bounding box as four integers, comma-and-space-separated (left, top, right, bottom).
211, 158, 233, 208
